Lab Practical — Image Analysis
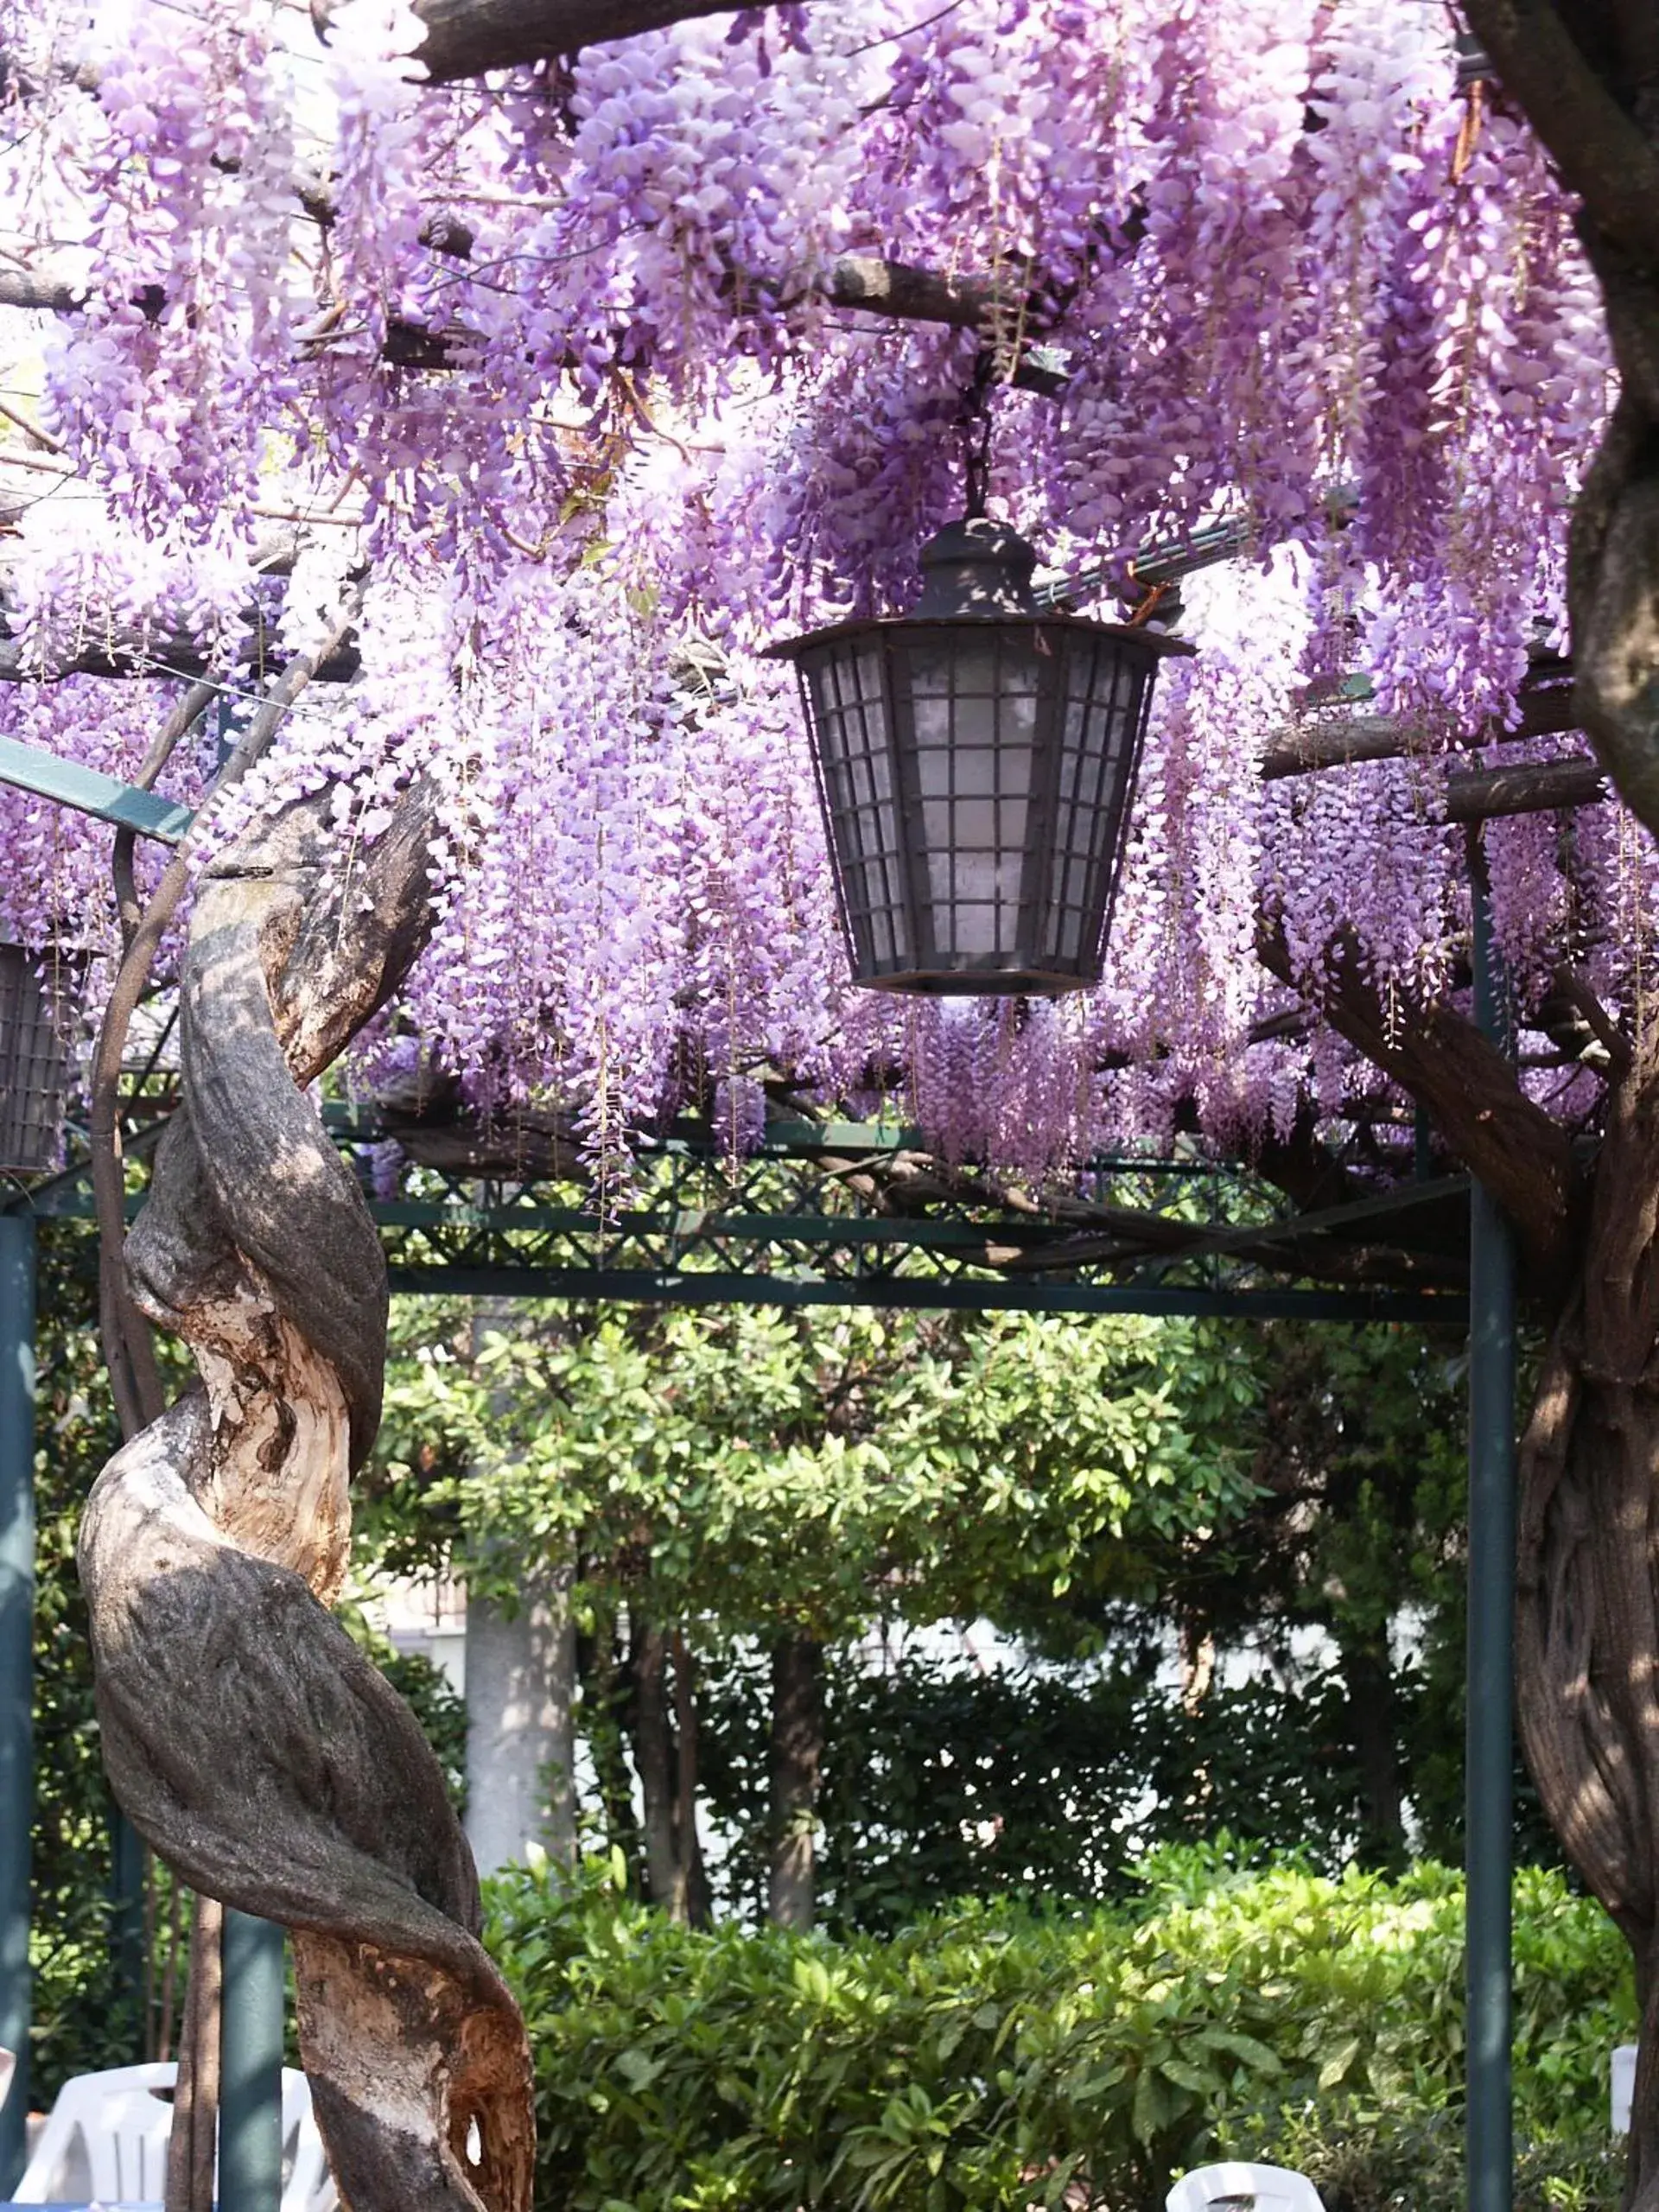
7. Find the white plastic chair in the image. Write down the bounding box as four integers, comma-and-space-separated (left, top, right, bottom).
280, 2070, 337, 2212
1614, 2043, 1638, 2134
13, 2062, 175, 2204
0, 2045, 14, 2115
14, 2060, 336, 2211
1166, 2161, 1326, 2212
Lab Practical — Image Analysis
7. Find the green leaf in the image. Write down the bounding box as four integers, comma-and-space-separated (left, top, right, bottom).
1197, 2029, 1284, 2075
1131, 2063, 1171, 2145
1319, 2034, 1363, 2089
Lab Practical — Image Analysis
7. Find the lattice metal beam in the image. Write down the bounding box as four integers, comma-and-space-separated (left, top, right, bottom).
0, 735, 192, 842
384, 1262, 1464, 1322
18, 1096, 1471, 1324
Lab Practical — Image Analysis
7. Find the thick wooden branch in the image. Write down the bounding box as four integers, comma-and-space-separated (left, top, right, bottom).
1262, 667, 1580, 778
982, 1194, 1466, 1292
828, 256, 989, 331
316, 0, 796, 82
1258, 919, 1580, 1293
0, 268, 80, 313
0, 247, 1065, 392
1444, 754, 1608, 819
0, 620, 359, 684
1543, 960, 1633, 1077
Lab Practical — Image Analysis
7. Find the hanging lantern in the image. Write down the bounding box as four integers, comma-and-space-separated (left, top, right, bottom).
768, 517, 1194, 995
0, 944, 83, 1173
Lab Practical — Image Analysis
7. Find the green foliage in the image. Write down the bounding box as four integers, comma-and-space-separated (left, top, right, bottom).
366, 1299, 1260, 1641
484, 1849, 1633, 2212
1226, 2104, 1623, 2212
696, 1645, 1401, 1929
29, 1224, 133, 2096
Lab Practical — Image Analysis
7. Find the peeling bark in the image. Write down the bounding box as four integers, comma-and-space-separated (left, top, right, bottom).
77, 782, 534, 2212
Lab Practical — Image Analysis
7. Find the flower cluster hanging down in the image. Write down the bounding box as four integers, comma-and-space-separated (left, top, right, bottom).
0, 0, 1630, 1177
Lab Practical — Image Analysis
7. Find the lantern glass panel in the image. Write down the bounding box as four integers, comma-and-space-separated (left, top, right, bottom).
897, 628, 1043, 968
1039, 629, 1150, 969
0, 944, 83, 1173
798, 638, 911, 975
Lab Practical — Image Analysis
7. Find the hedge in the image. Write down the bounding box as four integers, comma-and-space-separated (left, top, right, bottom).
482, 1847, 1635, 2211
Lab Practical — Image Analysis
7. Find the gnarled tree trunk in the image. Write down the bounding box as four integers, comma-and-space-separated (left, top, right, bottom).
77, 784, 535, 2212
1517, 1022, 1659, 2211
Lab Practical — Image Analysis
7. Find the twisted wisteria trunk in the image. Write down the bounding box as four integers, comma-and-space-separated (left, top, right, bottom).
77, 786, 534, 2212
1516, 1026, 1659, 2212
1280, 925, 1659, 2200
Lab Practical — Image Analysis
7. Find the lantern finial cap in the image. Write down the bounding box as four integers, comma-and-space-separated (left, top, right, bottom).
913, 516, 1039, 619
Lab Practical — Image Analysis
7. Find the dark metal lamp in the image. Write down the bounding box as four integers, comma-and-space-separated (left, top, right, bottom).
768, 517, 1194, 995
0, 944, 82, 1173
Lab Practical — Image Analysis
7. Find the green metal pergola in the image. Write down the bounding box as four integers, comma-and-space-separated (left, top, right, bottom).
0, 730, 1513, 2212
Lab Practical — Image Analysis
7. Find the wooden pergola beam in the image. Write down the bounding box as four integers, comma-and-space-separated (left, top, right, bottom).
0, 621, 359, 685
1445, 754, 1608, 822
1262, 671, 1580, 779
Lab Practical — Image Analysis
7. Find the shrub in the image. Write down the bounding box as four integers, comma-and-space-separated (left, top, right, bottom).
1226, 2102, 1622, 2212
696, 1648, 1402, 1931
482, 1847, 1634, 2211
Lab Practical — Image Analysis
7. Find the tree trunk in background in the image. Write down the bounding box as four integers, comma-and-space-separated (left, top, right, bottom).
629, 1619, 709, 1924
1336, 1633, 1405, 1866
580, 1610, 643, 1891
464, 1296, 578, 1875
767, 1636, 824, 1929
671, 1631, 713, 1929
632, 1623, 678, 1910
163, 1897, 220, 2212
463, 1566, 577, 1876
1178, 1620, 1216, 1715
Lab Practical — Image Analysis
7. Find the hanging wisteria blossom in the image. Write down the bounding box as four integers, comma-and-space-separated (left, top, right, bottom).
0, 0, 1625, 1180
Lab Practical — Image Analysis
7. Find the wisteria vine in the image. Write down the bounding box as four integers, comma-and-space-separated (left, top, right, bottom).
0, 0, 1634, 1180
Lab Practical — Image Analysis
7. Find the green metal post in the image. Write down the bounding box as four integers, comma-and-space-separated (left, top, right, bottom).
1467, 880, 1516, 2212
0, 1212, 35, 2193
219, 1909, 286, 2212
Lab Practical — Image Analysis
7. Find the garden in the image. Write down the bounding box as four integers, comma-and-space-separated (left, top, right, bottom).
2, 0, 1659, 2209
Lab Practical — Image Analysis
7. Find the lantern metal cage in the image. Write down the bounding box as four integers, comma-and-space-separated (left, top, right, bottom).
0, 944, 84, 1173
768, 518, 1193, 995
